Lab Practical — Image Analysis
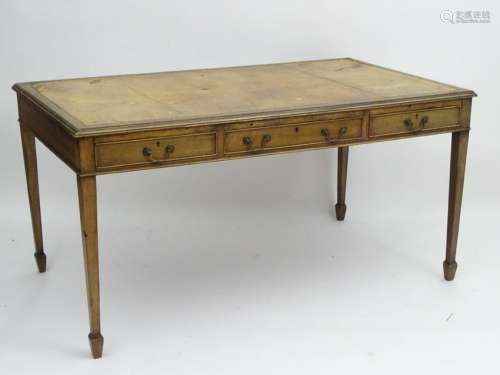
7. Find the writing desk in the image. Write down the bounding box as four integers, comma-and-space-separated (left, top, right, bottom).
13, 58, 475, 358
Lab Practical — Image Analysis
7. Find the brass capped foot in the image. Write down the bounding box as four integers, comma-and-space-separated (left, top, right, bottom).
34, 252, 46, 273
335, 203, 347, 221
443, 260, 458, 281
88, 332, 104, 359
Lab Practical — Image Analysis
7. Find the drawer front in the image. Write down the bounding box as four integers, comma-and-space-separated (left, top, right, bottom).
369, 106, 460, 137
95, 133, 217, 169
224, 118, 363, 155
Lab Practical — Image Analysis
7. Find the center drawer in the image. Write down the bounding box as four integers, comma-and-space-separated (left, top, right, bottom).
224, 118, 363, 155
95, 132, 217, 169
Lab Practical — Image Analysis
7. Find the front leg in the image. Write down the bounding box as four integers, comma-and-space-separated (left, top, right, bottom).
335, 146, 349, 220
444, 131, 469, 281
20, 124, 46, 272
77, 175, 104, 358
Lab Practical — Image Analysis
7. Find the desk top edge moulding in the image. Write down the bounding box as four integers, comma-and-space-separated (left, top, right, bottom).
13, 58, 476, 137
13, 57, 475, 358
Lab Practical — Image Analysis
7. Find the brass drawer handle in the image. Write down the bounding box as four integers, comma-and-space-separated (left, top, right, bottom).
142, 147, 161, 163
261, 134, 272, 146
165, 144, 175, 157
242, 136, 253, 146
142, 145, 175, 162
419, 115, 429, 128
404, 118, 414, 130
322, 127, 347, 141
320, 128, 331, 141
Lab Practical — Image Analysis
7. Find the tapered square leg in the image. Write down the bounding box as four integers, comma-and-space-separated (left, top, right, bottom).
20, 124, 46, 273
335, 146, 349, 221
444, 131, 469, 281
78, 175, 104, 358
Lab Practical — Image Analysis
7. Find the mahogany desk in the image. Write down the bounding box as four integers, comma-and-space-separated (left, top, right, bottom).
13, 58, 475, 358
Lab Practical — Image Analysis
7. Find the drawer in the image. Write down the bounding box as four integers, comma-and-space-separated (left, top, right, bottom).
95, 132, 217, 169
224, 118, 363, 155
369, 106, 460, 137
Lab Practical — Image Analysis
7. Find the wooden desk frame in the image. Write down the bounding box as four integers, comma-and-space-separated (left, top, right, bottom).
13, 59, 474, 358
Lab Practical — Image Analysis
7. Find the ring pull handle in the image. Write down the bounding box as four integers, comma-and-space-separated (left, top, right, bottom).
142, 147, 161, 163
261, 134, 272, 146
165, 144, 175, 157
242, 136, 253, 147
404, 118, 414, 130
338, 126, 348, 137
419, 115, 429, 128
320, 128, 331, 142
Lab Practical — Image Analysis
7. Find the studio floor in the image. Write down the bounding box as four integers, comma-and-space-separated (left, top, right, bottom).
1, 144, 499, 375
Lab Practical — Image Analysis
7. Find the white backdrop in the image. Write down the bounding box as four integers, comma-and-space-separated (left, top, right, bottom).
1, 1, 499, 374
